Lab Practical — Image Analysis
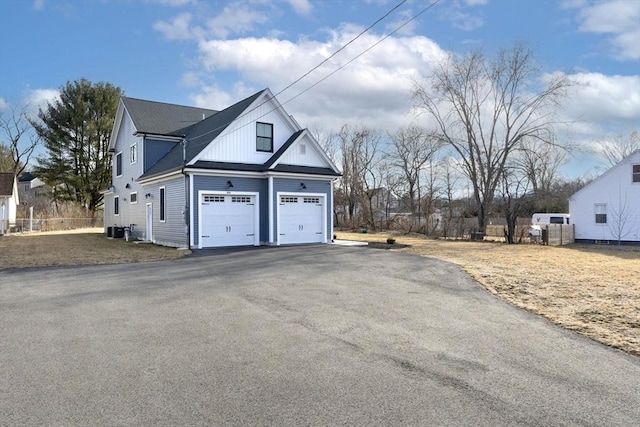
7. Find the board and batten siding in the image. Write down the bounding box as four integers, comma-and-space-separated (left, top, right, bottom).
272, 178, 333, 241
196, 98, 298, 165
145, 177, 188, 248
192, 175, 268, 247
276, 134, 327, 168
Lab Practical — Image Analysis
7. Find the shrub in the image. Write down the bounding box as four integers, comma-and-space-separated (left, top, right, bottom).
387, 237, 396, 244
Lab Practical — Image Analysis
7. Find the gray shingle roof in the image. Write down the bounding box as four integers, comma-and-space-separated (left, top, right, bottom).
122, 97, 217, 136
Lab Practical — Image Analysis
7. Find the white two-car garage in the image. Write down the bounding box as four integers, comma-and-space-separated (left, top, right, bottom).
277, 193, 326, 245
199, 192, 260, 248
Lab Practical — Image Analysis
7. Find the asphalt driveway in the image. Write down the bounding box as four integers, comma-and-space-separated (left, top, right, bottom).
1, 245, 639, 426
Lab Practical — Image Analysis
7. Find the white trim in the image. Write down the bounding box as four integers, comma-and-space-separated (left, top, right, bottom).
159, 186, 166, 223
189, 173, 195, 249
130, 143, 137, 164
130, 192, 138, 204
146, 203, 153, 242
197, 190, 260, 249
137, 170, 183, 185
181, 168, 339, 181
276, 191, 326, 246
134, 132, 183, 142
268, 176, 274, 244
330, 180, 334, 241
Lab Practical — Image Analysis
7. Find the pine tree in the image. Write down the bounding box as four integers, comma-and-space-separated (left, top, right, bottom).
33, 79, 122, 215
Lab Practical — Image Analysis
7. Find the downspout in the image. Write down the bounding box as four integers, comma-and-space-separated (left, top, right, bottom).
181, 136, 190, 249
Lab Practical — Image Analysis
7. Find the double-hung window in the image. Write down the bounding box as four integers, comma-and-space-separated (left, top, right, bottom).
256, 122, 273, 152
595, 203, 607, 224
130, 144, 137, 164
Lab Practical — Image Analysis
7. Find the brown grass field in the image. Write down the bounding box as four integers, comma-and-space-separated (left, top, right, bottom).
0, 228, 188, 269
1, 228, 638, 356
336, 231, 640, 357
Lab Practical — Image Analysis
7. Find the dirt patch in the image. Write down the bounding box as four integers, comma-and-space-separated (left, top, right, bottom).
0, 229, 189, 269
336, 231, 640, 357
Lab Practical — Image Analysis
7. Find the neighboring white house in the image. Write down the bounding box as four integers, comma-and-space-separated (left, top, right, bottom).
569, 149, 640, 245
0, 173, 20, 234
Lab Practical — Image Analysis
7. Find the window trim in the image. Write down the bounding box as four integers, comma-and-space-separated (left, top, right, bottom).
159, 186, 166, 223
130, 192, 138, 204
256, 122, 273, 153
115, 152, 123, 177
114, 195, 120, 216
130, 143, 137, 164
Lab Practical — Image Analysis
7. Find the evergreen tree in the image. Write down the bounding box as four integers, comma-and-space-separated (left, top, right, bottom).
33, 79, 122, 215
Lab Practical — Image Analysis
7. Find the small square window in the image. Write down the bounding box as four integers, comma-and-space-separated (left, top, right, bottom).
257, 122, 273, 152
130, 192, 137, 204
130, 144, 137, 164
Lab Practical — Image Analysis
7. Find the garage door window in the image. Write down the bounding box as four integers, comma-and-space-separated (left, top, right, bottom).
232, 196, 251, 203
281, 196, 298, 203
304, 197, 320, 204
204, 195, 224, 203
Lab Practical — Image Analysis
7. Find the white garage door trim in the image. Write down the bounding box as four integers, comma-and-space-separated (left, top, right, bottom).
198, 190, 260, 248
276, 191, 326, 246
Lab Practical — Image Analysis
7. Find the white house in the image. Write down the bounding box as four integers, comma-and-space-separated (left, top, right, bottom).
0, 173, 20, 234
569, 149, 640, 245
103, 88, 341, 248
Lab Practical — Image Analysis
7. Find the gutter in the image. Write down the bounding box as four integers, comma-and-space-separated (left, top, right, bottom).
181, 136, 191, 250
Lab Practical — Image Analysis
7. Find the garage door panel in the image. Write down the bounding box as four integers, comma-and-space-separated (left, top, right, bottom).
279, 195, 324, 245
200, 194, 257, 248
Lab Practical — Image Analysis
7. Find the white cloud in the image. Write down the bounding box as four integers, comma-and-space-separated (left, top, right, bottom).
23, 89, 60, 118
146, 0, 196, 6
191, 27, 448, 130
154, 12, 203, 40
33, 0, 44, 11
567, 0, 640, 60
0, 97, 9, 110
206, 4, 268, 39
287, 0, 313, 16
439, 0, 485, 31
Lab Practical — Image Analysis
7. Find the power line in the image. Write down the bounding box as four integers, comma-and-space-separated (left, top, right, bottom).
186, 0, 439, 145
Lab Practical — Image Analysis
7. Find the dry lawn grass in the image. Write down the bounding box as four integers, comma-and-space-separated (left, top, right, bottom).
336, 231, 640, 356
0, 228, 189, 269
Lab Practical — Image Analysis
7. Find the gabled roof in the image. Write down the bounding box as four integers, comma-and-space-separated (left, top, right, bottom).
122, 97, 218, 136
0, 173, 16, 197
18, 172, 34, 183
569, 149, 640, 201
139, 90, 266, 179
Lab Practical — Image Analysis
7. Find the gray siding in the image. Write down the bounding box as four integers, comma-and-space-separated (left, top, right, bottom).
192, 175, 268, 246
145, 177, 188, 248
106, 111, 146, 239
144, 138, 179, 173
273, 178, 333, 239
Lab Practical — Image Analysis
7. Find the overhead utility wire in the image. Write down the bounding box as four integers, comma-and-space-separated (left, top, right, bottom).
186, 0, 441, 144
271, 0, 408, 99
185, 0, 409, 142
280, 0, 441, 108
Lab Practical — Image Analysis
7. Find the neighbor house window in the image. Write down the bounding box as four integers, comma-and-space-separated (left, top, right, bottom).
24, 184, 29, 192
114, 196, 120, 215
633, 164, 640, 183
115, 152, 123, 176
595, 203, 607, 224
256, 122, 273, 152
130, 144, 137, 164
130, 192, 137, 204
159, 187, 166, 222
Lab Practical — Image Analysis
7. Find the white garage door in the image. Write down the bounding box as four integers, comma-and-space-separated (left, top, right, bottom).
279, 195, 324, 245
200, 194, 257, 247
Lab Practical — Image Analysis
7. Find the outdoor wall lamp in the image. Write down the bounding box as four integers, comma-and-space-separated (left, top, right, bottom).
125, 183, 130, 189
300, 182, 306, 189
227, 180, 234, 188
145, 193, 152, 199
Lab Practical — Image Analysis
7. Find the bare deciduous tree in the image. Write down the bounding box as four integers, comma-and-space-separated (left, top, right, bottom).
599, 130, 639, 168
608, 187, 638, 246
0, 103, 40, 176
413, 43, 572, 233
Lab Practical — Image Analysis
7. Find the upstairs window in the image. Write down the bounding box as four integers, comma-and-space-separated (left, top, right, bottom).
115, 152, 123, 176
256, 122, 273, 152
130, 144, 137, 164
595, 203, 607, 224
633, 164, 640, 183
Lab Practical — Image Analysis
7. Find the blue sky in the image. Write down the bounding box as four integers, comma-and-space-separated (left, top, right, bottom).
1, 0, 639, 178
